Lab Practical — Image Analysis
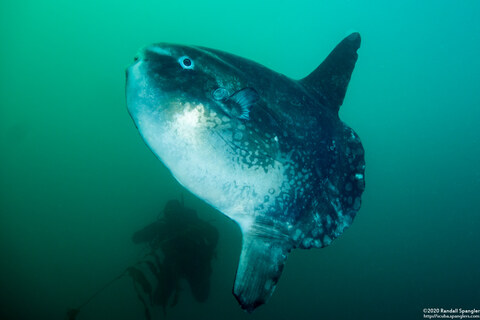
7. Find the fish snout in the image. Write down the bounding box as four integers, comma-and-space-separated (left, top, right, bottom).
126, 44, 173, 75
126, 55, 143, 78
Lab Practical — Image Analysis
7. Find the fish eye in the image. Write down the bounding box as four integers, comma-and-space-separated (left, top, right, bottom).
178, 56, 194, 69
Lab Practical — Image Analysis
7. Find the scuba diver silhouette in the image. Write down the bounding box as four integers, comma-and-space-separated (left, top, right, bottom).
67, 199, 218, 320
132, 199, 219, 309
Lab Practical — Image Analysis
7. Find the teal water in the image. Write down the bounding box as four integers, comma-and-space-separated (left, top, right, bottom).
1, 1, 479, 319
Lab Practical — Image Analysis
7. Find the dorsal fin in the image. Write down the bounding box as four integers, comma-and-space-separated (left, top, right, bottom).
300, 32, 361, 114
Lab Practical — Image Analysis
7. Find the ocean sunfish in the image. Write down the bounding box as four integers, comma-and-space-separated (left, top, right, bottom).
126, 33, 365, 312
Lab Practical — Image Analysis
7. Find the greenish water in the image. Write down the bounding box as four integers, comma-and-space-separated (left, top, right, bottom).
1, 1, 479, 319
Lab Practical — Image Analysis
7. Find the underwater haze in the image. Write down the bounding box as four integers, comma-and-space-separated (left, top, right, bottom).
1, 0, 480, 319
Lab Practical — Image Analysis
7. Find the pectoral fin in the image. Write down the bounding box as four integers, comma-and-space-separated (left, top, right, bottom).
228, 87, 259, 120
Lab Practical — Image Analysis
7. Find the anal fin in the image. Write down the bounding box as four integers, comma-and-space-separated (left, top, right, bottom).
233, 233, 291, 312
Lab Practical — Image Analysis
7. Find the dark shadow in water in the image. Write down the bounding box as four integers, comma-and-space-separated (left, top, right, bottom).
66, 198, 219, 320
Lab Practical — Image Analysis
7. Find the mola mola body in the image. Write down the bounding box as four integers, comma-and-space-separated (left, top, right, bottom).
126, 33, 365, 312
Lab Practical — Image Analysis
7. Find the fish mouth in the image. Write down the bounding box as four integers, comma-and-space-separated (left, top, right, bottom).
125, 59, 151, 125
126, 58, 143, 79
125, 45, 152, 75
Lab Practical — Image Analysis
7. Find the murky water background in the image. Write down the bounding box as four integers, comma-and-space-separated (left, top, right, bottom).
1, 1, 479, 319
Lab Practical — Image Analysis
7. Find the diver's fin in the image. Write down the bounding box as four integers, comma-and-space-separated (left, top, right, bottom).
300, 32, 361, 114
170, 286, 180, 307
233, 233, 291, 312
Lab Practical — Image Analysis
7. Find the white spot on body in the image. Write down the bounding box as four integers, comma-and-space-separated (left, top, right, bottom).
264, 279, 273, 291
149, 47, 172, 56
302, 238, 312, 247
234, 132, 243, 140
353, 197, 361, 210
326, 215, 332, 227
293, 229, 302, 241
323, 235, 332, 245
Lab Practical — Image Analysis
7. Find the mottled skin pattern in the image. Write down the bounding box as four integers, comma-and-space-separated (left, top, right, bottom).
126, 33, 365, 312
